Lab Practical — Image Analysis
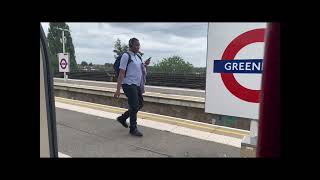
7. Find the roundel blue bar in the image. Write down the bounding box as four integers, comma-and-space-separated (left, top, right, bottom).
213, 59, 263, 74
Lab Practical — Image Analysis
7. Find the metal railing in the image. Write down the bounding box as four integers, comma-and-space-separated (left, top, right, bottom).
54, 71, 206, 90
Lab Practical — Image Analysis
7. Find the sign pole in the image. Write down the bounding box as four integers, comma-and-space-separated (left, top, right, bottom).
62, 30, 67, 81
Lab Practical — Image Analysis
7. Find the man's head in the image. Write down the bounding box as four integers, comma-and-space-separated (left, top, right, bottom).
129, 38, 140, 53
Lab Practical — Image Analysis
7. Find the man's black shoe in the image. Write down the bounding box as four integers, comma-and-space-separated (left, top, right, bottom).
117, 117, 128, 128
130, 129, 143, 137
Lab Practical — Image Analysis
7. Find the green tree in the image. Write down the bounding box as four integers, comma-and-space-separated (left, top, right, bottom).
89, 62, 93, 66
104, 62, 113, 71
81, 61, 88, 66
112, 38, 144, 59
47, 22, 78, 73
105, 62, 113, 67
152, 56, 194, 73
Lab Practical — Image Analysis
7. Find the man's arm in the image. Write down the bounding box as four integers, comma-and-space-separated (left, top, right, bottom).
114, 53, 129, 98
114, 69, 125, 98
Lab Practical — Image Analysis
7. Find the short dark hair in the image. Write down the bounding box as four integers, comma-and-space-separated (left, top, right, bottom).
129, 38, 139, 47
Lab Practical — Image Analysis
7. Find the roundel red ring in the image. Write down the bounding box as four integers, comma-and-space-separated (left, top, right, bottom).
220, 28, 265, 103
60, 58, 68, 69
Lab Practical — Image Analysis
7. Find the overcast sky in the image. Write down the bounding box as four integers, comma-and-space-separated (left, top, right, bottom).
41, 22, 208, 67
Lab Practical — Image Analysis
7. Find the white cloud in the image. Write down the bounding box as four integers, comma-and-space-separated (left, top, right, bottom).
40, 22, 208, 67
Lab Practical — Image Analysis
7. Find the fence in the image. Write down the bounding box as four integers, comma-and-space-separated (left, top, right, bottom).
54, 71, 206, 90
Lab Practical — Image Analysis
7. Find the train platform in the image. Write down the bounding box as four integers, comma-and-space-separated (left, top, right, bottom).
55, 97, 249, 157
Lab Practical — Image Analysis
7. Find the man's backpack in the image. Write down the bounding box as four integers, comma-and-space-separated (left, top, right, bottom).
113, 52, 142, 78
113, 52, 131, 78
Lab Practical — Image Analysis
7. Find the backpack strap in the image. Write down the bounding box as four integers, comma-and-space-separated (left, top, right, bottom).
136, 53, 142, 62
124, 52, 132, 77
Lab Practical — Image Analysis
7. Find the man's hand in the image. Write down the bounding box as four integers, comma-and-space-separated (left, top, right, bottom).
144, 58, 151, 66
114, 89, 121, 98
